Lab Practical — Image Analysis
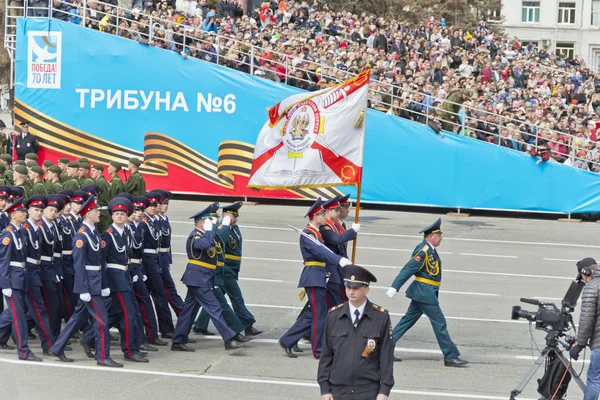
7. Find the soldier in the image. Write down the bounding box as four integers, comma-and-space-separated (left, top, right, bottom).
320, 197, 359, 306
0, 164, 9, 186
45, 166, 64, 194
13, 165, 30, 201
107, 161, 124, 199
169, 203, 243, 352
63, 162, 80, 191
78, 162, 95, 189
0, 197, 43, 361
91, 164, 110, 232
126, 195, 166, 348
0, 154, 13, 185
29, 166, 48, 196
125, 158, 146, 196
15, 122, 39, 160
318, 265, 394, 400
279, 198, 351, 359
0, 186, 11, 233
155, 190, 183, 317
219, 202, 263, 337
49, 196, 122, 367
57, 158, 70, 183
42, 160, 53, 192
333, 194, 351, 258
102, 197, 148, 363
140, 191, 174, 339
25, 153, 39, 164
385, 219, 468, 367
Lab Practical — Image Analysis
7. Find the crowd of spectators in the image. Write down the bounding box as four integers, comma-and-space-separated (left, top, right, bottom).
18, 0, 600, 170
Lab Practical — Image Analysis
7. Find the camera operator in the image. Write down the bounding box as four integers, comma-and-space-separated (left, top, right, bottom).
570, 257, 600, 399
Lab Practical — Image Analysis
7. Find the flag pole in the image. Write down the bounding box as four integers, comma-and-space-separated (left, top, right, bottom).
351, 181, 362, 263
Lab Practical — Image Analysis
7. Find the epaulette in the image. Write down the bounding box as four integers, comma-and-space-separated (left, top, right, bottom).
371, 303, 388, 314
421, 244, 430, 253
37, 221, 43, 227
106, 227, 113, 233
142, 218, 147, 223
6, 226, 12, 232
78, 227, 85, 233
329, 304, 344, 313
23, 223, 29, 229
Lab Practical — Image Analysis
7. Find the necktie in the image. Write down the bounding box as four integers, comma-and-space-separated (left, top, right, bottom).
354, 309, 361, 327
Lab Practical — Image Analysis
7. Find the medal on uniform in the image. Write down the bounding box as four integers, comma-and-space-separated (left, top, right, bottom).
361, 337, 376, 358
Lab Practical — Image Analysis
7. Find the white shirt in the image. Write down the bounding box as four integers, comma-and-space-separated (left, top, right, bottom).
83, 221, 95, 232
112, 225, 124, 236
28, 218, 39, 232
349, 300, 367, 324
42, 217, 53, 230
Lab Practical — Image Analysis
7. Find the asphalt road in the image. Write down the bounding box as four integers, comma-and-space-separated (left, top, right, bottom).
1, 200, 596, 400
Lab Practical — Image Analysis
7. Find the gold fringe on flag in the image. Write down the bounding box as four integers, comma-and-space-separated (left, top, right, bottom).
354, 106, 365, 128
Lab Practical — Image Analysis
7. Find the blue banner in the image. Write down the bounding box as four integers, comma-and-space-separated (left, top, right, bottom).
14, 18, 600, 213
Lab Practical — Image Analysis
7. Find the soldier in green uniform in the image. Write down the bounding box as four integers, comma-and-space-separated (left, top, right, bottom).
13, 165, 31, 200
125, 158, 146, 196
57, 157, 70, 183
386, 218, 468, 367
29, 166, 48, 196
63, 161, 80, 191
91, 163, 110, 232
42, 160, 54, 193
107, 161, 124, 199
0, 154, 14, 185
78, 162, 95, 188
25, 153, 38, 164
0, 163, 9, 186
45, 165, 63, 194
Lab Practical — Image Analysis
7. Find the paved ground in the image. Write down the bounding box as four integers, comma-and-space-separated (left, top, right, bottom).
1, 200, 596, 399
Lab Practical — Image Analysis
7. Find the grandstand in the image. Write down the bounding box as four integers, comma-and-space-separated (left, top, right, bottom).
4, 0, 600, 171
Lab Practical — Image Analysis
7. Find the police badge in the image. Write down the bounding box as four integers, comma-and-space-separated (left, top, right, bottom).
361, 337, 376, 358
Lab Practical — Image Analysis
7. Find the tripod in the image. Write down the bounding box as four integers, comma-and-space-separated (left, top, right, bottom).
510, 331, 586, 399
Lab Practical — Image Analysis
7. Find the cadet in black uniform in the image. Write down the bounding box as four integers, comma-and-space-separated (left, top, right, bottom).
318, 265, 394, 400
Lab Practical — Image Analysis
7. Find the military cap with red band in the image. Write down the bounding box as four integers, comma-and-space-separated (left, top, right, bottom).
4, 197, 26, 214
132, 196, 149, 210
0, 186, 11, 199
339, 194, 351, 207
323, 196, 341, 210
26, 195, 48, 209
144, 191, 161, 205
71, 191, 89, 204
79, 196, 99, 217
305, 197, 325, 219
47, 195, 65, 212
108, 197, 133, 216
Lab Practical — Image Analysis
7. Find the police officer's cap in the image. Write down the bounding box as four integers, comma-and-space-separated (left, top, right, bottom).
48, 165, 62, 174
67, 161, 79, 169
305, 197, 325, 219
4, 197, 26, 213
10, 186, 25, 199
91, 163, 104, 171
222, 201, 243, 215
342, 265, 377, 287
155, 189, 171, 204
190, 202, 219, 221
81, 184, 99, 197
108, 197, 133, 216
47, 195, 65, 211
323, 196, 341, 210
129, 157, 142, 167
20, 120, 30, 128
26, 195, 48, 209
57, 158, 70, 164
145, 191, 161, 205
71, 191, 89, 204
79, 196, 99, 217
31, 166, 44, 176
58, 189, 75, 199
25, 153, 39, 161
0, 154, 12, 164
116, 192, 134, 202
420, 218, 443, 236
132, 196, 149, 210
14, 165, 28, 175
42, 160, 53, 168
0, 186, 11, 199
339, 194, 351, 207
109, 161, 122, 171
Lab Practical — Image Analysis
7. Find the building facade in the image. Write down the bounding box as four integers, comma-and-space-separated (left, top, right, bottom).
500, 0, 600, 71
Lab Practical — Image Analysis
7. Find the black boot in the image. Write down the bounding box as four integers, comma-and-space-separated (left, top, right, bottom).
233, 333, 252, 343
224, 339, 243, 350
125, 353, 150, 363
279, 341, 297, 358
171, 343, 195, 352
149, 338, 168, 346
292, 344, 303, 353
140, 343, 158, 352
97, 358, 123, 368
47, 350, 74, 362
78, 337, 95, 359
244, 325, 263, 336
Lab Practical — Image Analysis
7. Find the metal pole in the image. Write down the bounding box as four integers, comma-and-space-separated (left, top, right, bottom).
250, 46, 255, 75
285, 57, 288, 85
183, 28, 187, 55
115, 12, 119, 36
149, 15, 153, 41
82, 0, 87, 26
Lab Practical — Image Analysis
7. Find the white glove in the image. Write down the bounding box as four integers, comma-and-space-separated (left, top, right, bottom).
133, 275, 139, 283
222, 215, 231, 226
56, 275, 61, 283
351, 223, 361, 232
210, 217, 218, 224
339, 257, 352, 267
101, 288, 111, 297
143, 275, 148, 282
203, 218, 213, 231
80, 293, 91, 302
386, 287, 397, 299
2, 288, 12, 297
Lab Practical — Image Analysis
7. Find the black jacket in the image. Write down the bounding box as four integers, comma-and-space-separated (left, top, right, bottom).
15, 133, 40, 160
577, 270, 600, 350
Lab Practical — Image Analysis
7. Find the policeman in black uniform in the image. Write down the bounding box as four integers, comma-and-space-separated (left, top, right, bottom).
14, 121, 40, 161
318, 265, 395, 400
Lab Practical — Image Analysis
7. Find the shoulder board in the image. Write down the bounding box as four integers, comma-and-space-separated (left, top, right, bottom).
37, 221, 43, 227
371, 303, 388, 314
6, 226, 12, 232
329, 304, 344, 313
106, 227, 113, 233
23, 223, 29, 229
421, 244, 429, 253
142, 218, 147, 223
78, 227, 85, 233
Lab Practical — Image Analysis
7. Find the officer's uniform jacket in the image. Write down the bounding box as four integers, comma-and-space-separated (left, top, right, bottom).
333, 219, 349, 258
22, 220, 43, 287
158, 214, 173, 268
391, 240, 442, 305
223, 224, 242, 280
0, 212, 9, 232
59, 213, 78, 276
140, 214, 161, 275
51, 220, 64, 277
318, 300, 395, 396
38, 218, 58, 283
101, 224, 133, 293
319, 219, 356, 284
182, 227, 217, 288
298, 224, 342, 289
72, 223, 107, 296
0, 223, 27, 290
214, 224, 231, 287
127, 221, 144, 281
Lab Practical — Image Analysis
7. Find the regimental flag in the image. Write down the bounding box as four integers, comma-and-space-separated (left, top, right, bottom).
248, 69, 370, 190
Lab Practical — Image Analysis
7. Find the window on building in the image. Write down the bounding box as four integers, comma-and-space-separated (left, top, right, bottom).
556, 42, 575, 59
558, 2, 576, 24
522, 1, 540, 22
593, 0, 600, 26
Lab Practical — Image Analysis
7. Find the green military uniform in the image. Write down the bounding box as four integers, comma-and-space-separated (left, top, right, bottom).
124, 158, 146, 196
60, 171, 69, 183
62, 177, 79, 191
3, 169, 13, 186
13, 165, 30, 200
30, 166, 48, 196
389, 219, 466, 366
0, 164, 9, 186
108, 174, 124, 199
47, 180, 63, 194
46, 166, 64, 194
78, 162, 95, 188
93, 164, 111, 232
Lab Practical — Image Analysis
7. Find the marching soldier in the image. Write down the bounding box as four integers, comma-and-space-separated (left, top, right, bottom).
49, 196, 122, 367
385, 218, 468, 367
13, 165, 30, 200
42, 161, 53, 192
334, 194, 351, 258
48, 195, 66, 327
0, 186, 11, 233
125, 158, 145, 196
78, 163, 95, 189
45, 166, 64, 194
0, 197, 42, 361
57, 158, 70, 183
279, 198, 351, 359
0, 154, 14, 185
29, 166, 48, 196
219, 201, 263, 337
320, 197, 359, 306
318, 265, 394, 400
169, 203, 243, 352
108, 161, 124, 199
0, 164, 9, 186
102, 197, 148, 363
63, 162, 80, 191
91, 164, 110, 232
